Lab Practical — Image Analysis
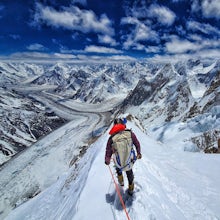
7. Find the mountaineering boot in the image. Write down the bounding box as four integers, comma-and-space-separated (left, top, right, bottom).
117, 174, 124, 186
127, 182, 134, 196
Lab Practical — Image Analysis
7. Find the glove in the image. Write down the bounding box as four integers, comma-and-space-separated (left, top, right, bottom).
137, 154, 142, 159
105, 160, 110, 165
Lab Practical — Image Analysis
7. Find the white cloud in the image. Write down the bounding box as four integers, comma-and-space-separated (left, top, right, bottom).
11, 52, 75, 59
121, 17, 159, 50
98, 35, 117, 46
148, 4, 176, 26
107, 55, 136, 61
122, 34, 134, 50
134, 23, 156, 41
6, 52, 136, 64
32, 3, 114, 36
165, 37, 201, 53
200, 39, 220, 48
75, 54, 136, 63
201, 0, 220, 19
148, 48, 220, 63
165, 34, 220, 58
27, 43, 46, 51
191, 0, 200, 13
134, 43, 145, 51
84, 45, 122, 54
187, 20, 220, 36
191, 0, 220, 19
188, 34, 203, 42
197, 48, 220, 58
121, 16, 137, 25
53, 53, 75, 59
145, 46, 161, 53
0, 52, 76, 63
74, 54, 137, 63
175, 25, 186, 36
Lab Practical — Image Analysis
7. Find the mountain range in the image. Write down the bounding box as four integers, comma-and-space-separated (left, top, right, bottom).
1, 59, 219, 166
0, 59, 219, 219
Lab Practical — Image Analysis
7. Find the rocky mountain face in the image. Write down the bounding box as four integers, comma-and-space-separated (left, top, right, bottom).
121, 60, 220, 151
0, 59, 219, 165
121, 63, 194, 121
0, 88, 66, 165
31, 62, 150, 103
184, 70, 220, 151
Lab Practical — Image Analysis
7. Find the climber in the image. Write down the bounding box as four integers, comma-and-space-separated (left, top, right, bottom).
105, 118, 142, 195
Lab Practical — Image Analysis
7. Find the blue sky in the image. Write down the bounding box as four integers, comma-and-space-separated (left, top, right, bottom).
0, 0, 219, 62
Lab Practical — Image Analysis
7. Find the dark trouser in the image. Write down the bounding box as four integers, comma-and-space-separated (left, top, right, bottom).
116, 168, 134, 185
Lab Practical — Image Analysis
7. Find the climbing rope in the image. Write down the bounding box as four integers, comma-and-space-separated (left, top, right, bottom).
108, 165, 131, 220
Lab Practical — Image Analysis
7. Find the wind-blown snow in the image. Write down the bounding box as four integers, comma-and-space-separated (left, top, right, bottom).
5, 121, 220, 220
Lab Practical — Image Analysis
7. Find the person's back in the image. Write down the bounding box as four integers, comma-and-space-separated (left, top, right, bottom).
105, 118, 142, 195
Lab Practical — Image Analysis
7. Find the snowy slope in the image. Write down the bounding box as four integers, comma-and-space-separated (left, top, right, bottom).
5, 121, 220, 220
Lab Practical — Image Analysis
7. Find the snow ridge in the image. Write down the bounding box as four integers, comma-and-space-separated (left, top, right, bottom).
5, 122, 220, 220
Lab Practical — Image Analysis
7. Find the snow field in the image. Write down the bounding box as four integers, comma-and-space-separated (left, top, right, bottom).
5, 121, 220, 220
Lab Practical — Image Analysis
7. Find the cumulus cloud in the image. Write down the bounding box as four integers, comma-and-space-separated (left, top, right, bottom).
145, 46, 161, 53
27, 43, 46, 51
191, 0, 220, 19
134, 23, 156, 41
200, 39, 220, 49
121, 17, 159, 50
123, 2, 176, 26
32, 3, 114, 36
165, 37, 200, 53
201, 0, 220, 19
121, 2, 175, 52
165, 34, 220, 58
191, 0, 200, 13
98, 35, 117, 46
84, 45, 122, 54
148, 4, 176, 26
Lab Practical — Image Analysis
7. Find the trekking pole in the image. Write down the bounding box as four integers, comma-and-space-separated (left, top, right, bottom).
107, 165, 131, 220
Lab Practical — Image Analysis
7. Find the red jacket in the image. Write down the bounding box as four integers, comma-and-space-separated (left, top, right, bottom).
105, 124, 141, 164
